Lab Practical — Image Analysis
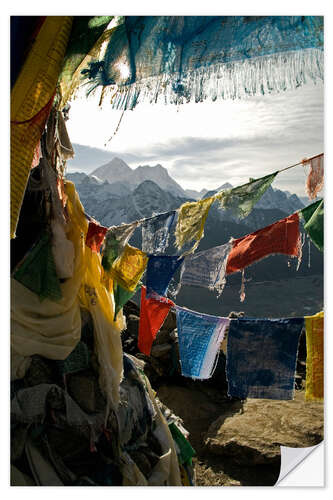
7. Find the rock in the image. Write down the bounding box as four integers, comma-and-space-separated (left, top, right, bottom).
23, 355, 56, 387
150, 343, 172, 358
161, 310, 177, 332
67, 370, 106, 413
204, 390, 323, 465
11, 424, 29, 463
125, 314, 140, 338
153, 328, 173, 345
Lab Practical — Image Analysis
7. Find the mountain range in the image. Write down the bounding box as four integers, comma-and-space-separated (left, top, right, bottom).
68, 156, 305, 213
66, 156, 322, 315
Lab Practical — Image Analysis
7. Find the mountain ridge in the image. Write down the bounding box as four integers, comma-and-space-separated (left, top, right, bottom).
91, 157, 188, 198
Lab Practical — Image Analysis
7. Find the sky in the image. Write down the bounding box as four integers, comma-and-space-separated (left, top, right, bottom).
66, 81, 324, 197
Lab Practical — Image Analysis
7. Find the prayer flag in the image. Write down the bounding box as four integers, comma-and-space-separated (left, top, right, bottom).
79, 17, 323, 110
13, 232, 63, 302
216, 172, 278, 219
175, 196, 215, 252
86, 220, 108, 253
226, 212, 301, 274
146, 255, 184, 298
108, 244, 148, 292
226, 317, 304, 400
102, 221, 138, 271
114, 281, 142, 321
305, 311, 324, 401
141, 211, 176, 254
304, 154, 324, 200
11, 17, 72, 238
179, 242, 232, 297
176, 306, 230, 380
138, 286, 174, 355
300, 199, 323, 252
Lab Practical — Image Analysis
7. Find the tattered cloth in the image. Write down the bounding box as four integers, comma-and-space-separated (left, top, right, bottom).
304, 154, 324, 200
305, 311, 324, 402
11, 181, 88, 381
86, 220, 108, 253
175, 196, 215, 252
300, 199, 323, 252
226, 212, 301, 274
78, 16, 323, 110
141, 211, 176, 254
108, 244, 148, 292
13, 231, 63, 302
102, 222, 139, 272
178, 242, 232, 297
138, 287, 174, 356
146, 255, 184, 298
10, 17, 72, 239
176, 306, 230, 380
215, 172, 278, 219
226, 317, 304, 400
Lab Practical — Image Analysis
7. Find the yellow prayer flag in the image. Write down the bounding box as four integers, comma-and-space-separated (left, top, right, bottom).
11, 17, 73, 239
175, 196, 215, 251
305, 311, 324, 402
109, 244, 148, 292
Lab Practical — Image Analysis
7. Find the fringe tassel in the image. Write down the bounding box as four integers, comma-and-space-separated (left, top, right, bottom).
296, 231, 306, 271
240, 269, 246, 302
101, 48, 323, 110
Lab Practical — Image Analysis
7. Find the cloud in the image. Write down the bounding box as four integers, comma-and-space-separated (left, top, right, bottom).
67, 82, 323, 195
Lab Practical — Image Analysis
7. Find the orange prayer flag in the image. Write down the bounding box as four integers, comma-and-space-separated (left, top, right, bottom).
138, 286, 174, 356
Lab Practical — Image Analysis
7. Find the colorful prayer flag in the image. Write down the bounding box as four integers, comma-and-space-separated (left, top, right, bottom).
216, 172, 278, 219
138, 286, 174, 355
146, 255, 184, 298
13, 231, 63, 302
141, 211, 176, 254
305, 311, 324, 401
108, 244, 148, 292
226, 212, 301, 274
226, 317, 304, 400
178, 242, 232, 297
102, 221, 138, 271
176, 306, 230, 380
113, 281, 142, 321
11, 17, 72, 239
175, 196, 215, 252
86, 220, 108, 253
300, 199, 323, 252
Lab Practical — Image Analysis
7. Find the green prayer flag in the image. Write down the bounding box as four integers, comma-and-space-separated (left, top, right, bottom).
13, 232, 63, 302
102, 232, 120, 272
300, 199, 324, 251
113, 281, 142, 321
216, 171, 278, 219
56, 341, 90, 377
169, 422, 196, 466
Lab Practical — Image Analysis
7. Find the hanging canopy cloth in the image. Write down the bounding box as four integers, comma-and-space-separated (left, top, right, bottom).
74, 16, 323, 109
10, 16, 73, 239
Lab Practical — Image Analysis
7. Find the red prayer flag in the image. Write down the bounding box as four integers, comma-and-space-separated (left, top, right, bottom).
86, 220, 108, 253
138, 286, 174, 356
226, 212, 301, 274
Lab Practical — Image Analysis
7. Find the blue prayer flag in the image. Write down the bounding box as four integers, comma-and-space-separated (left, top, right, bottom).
226, 317, 304, 400
176, 306, 230, 380
141, 211, 176, 254
146, 255, 184, 298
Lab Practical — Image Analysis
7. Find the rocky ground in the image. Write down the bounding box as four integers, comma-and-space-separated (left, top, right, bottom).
122, 299, 324, 486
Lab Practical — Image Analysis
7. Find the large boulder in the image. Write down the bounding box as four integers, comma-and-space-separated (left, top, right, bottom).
204, 391, 323, 465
